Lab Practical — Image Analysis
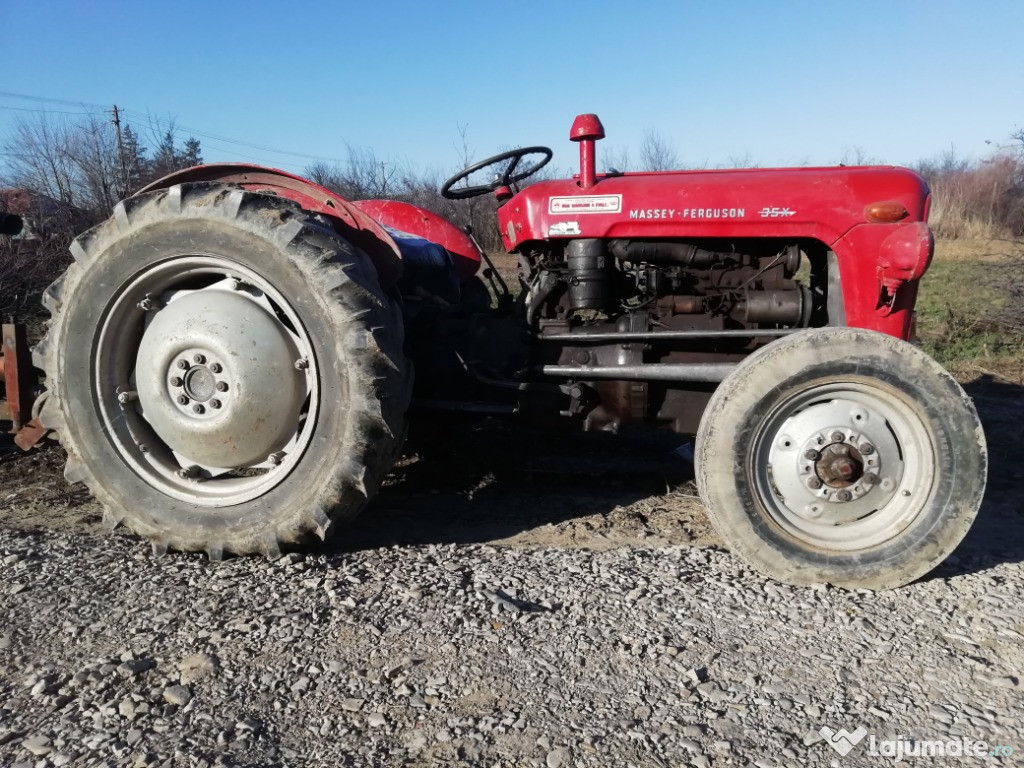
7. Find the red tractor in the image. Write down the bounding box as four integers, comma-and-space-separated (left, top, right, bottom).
20, 114, 985, 589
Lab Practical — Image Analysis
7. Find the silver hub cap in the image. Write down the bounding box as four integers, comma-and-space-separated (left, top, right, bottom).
756, 383, 934, 551
136, 290, 304, 468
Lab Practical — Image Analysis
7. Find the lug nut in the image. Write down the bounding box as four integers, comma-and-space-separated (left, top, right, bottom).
193, 353, 206, 365
804, 449, 820, 461
176, 395, 189, 405
192, 404, 205, 415
210, 399, 222, 409
176, 359, 189, 370
806, 477, 822, 490
836, 490, 852, 502
830, 431, 845, 442
859, 443, 875, 455
210, 363, 222, 374
294, 358, 309, 371
863, 473, 879, 486
170, 376, 183, 387
215, 381, 228, 392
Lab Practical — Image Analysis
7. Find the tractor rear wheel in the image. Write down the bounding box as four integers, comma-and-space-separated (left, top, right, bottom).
695, 327, 986, 589
38, 183, 410, 559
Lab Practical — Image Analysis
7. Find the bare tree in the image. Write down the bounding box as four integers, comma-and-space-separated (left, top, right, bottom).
4, 112, 204, 227
638, 128, 680, 171
305, 145, 399, 200
4, 116, 77, 209
838, 146, 884, 166
724, 152, 758, 169
69, 114, 121, 215
600, 145, 632, 173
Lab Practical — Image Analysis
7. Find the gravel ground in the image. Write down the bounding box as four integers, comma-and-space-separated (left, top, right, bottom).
1, 373, 1022, 768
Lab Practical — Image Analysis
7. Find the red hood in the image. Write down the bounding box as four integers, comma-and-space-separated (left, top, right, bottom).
499, 165, 929, 250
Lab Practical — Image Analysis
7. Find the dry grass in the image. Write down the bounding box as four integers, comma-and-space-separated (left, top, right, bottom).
932, 237, 1024, 262
918, 237, 1024, 367
918, 152, 1024, 240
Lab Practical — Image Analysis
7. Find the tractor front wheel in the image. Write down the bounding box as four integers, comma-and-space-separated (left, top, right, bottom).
38, 183, 410, 558
695, 328, 986, 589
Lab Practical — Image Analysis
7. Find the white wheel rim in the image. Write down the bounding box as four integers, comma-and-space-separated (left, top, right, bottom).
94, 255, 321, 507
752, 380, 935, 551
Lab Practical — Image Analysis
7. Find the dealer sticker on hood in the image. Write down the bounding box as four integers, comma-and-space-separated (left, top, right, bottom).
548, 195, 622, 214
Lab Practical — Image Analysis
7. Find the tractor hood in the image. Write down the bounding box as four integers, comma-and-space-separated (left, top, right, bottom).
499, 165, 930, 252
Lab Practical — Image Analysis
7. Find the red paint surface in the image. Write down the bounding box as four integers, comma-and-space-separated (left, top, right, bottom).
570, 114, 605, 190
353, 199, 482, 280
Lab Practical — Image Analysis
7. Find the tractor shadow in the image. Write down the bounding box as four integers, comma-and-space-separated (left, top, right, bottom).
925, 372, 1024, 581
320, 413, 698, 554
331, 372, 1024, 582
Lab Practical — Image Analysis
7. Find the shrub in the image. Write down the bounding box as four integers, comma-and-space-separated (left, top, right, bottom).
915, 148, 1024, 239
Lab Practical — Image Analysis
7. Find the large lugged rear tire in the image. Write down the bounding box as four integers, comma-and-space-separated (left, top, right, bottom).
695, 328, 986, 589
38, 183, 411, 559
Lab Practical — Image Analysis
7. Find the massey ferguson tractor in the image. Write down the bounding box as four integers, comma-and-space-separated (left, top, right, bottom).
3, 114, 986, 589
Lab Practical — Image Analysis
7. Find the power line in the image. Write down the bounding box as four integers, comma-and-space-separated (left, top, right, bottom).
0, 104, 99, 117
0, 89, 352, 165
0, 111, 305, 171
0, 90, 108, 110
205, 148, 303, 167
119, 109, 351, 163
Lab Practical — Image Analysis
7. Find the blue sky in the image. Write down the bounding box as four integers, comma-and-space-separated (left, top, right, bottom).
2, 0, 1022, 178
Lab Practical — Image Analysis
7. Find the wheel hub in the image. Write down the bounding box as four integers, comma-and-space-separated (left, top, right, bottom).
797, 429, 880, 510
166, 352, 229, 417
135, 288, 307, 468
768, 398, 904, 527
815, 442, 864, 486
183, 362, 216, 402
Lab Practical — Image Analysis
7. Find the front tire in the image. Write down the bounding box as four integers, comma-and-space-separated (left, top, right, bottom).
38, 183, 411, 558
696, 328, 986, 589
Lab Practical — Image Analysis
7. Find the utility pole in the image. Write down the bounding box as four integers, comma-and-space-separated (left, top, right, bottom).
111, 105, 129, 199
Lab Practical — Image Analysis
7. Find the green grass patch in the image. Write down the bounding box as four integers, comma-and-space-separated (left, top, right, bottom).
916, 257, 1024, 366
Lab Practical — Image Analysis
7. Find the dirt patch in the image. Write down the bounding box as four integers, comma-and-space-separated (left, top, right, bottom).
0, 439, 102, 534
342, 416, 721, 553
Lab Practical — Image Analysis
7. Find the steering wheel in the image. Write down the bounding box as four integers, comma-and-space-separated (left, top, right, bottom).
441, 146, 553, 200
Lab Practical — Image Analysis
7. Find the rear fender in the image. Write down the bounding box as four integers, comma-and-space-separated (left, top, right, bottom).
353, 199, 482, 281
138, 164, 403, 288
